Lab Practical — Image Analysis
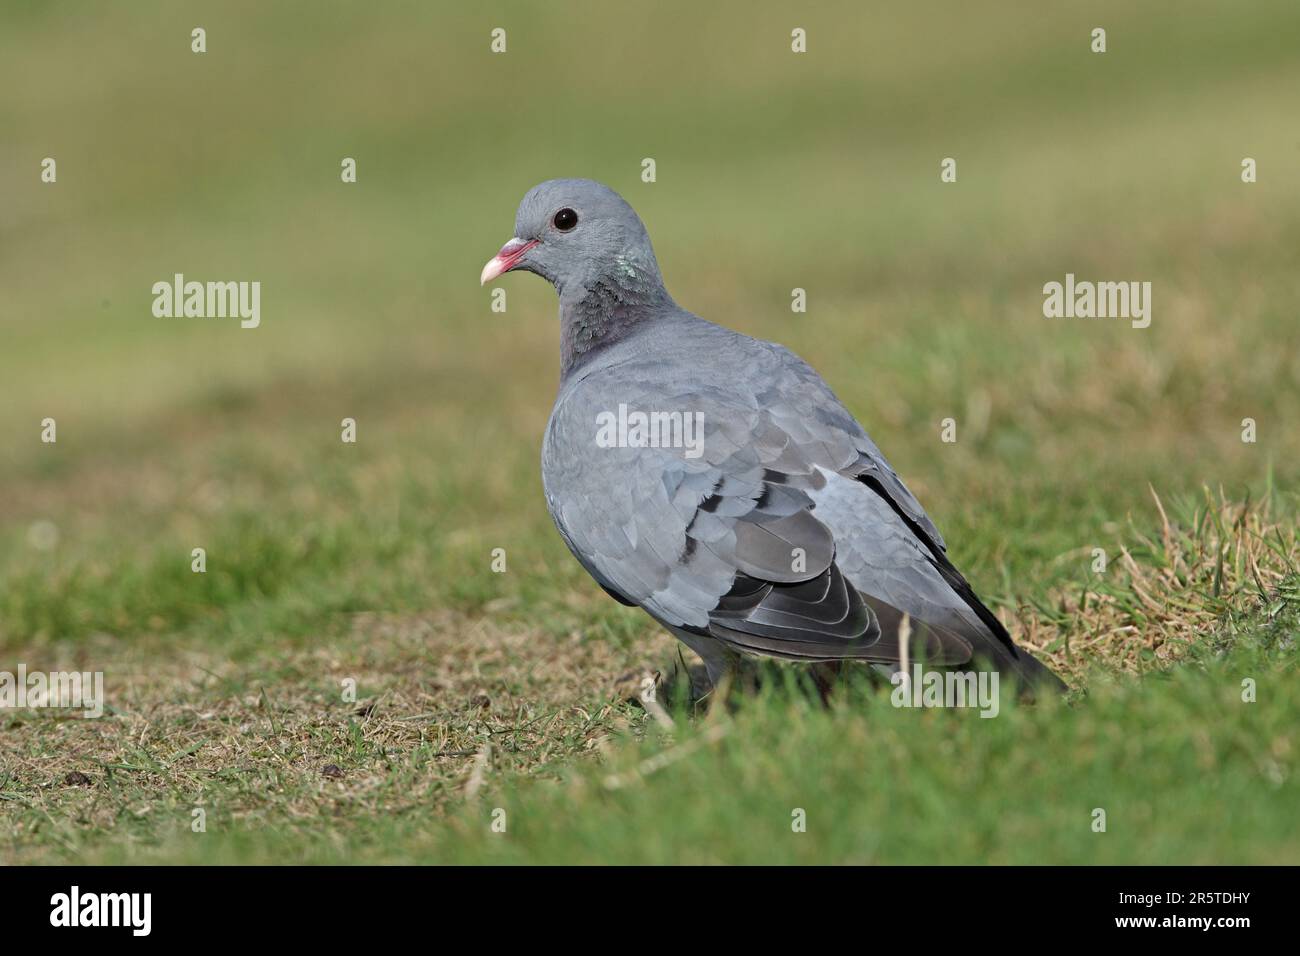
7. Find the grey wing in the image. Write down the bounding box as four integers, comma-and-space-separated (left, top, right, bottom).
542, 370, 965, 664
764, 343, 1063, 680
542, 339, 1059, 685
540, 374, 876, 654
764, 342, 948, 552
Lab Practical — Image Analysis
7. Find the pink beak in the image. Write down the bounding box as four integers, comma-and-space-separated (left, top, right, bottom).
480, 237, 539, 286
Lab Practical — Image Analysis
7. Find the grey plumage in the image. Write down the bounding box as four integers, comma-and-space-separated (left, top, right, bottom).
481, 178, 1066, 695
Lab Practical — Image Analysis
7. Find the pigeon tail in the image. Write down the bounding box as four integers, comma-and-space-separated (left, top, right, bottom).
856, 473, 1069, 696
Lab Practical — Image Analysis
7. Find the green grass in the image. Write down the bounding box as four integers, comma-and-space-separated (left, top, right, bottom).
11, 573, 1295, 866
2, 0, 1299, 864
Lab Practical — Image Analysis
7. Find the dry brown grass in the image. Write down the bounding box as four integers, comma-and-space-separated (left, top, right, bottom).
0, 611, 674, 862
1016, 487, 1298, 684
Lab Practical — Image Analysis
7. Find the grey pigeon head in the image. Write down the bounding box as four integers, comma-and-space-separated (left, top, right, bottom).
480, 179, 669, 306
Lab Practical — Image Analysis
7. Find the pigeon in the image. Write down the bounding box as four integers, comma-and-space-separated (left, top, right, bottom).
480, 179, 1066, 696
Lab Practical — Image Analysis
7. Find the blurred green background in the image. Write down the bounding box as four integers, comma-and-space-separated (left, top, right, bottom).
1, 1, 1298, 863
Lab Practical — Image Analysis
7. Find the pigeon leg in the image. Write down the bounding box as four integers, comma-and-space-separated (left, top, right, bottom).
668, 627, 740, 693
809, 661, 845, 704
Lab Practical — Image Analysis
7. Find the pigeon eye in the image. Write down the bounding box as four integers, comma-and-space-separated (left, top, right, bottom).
553, 208, 578, 231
